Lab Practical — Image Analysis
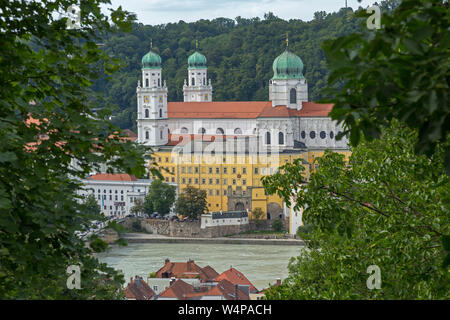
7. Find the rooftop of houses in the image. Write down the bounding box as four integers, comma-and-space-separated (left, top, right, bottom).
124, 276, 156, 300
155, 259, 219, 282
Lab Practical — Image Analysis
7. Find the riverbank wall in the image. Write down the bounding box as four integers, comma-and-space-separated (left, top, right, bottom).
123, 233, 305, 246
122, 217, 289, 238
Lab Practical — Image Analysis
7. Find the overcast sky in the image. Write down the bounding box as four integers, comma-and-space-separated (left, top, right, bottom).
105, 0, 375, 25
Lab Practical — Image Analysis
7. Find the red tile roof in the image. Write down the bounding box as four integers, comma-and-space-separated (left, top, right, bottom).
214, 267, 258, 293
88, 173, 137, 181
185, 279, 250, 300
155, 259, 203, 279
124, 276, 155, 300
167, 101, 333, 119
158, 279, 195, 300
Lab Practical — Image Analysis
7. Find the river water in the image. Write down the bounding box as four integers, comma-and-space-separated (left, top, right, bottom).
97, 242, 304, 291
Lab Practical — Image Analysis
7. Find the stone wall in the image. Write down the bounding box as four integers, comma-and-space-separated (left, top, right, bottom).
122, 217, 288, 238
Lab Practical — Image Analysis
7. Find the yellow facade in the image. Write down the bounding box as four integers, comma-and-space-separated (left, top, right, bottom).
150, 148, 351, 220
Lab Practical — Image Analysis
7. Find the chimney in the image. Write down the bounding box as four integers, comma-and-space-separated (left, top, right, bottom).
165, 258, 170, 265
187, 259, 194, 271
276, 278, 281, 286
169, 277, 176, 286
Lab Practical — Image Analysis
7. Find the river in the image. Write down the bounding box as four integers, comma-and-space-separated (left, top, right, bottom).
97, 242, 304, 291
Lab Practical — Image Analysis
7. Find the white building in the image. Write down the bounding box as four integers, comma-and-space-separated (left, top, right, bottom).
200, 211, 249, 229
77, 173, 153, 217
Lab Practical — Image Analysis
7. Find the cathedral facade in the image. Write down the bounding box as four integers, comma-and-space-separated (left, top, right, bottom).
135, 43, 350, 234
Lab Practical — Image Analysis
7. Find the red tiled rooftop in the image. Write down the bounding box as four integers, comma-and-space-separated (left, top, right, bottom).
88, 173, 137, 181
167, 101, 333, 119
214, 267, 258, 293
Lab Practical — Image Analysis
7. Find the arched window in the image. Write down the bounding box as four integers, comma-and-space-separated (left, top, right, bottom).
278, 132, 284, 145
160, 129, 163, 139
216, 128, 224, 135
290, 88, 297, 104
159, 109, 162, 118
203, 78, 206, 85
266, 132, 271, 145
145, 131, 149, 140
145, 109, 149, 118
158, 79, 160, 87
192, 78, 195, 86
180, 127, 189, 134
145, 79, 149, 87
234, 128, 242, 135
198, 127, 206, 134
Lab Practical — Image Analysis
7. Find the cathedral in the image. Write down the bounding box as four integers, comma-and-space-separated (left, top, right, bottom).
135, 41, 350, 234
136, 42, 348, 150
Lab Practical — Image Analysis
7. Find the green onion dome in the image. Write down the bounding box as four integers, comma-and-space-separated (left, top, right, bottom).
272, 49, 304, 80
142, 50, 162, 69
188, 51, 207, 69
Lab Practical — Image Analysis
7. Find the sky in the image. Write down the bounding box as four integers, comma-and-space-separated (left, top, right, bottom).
105, 0, 375, 25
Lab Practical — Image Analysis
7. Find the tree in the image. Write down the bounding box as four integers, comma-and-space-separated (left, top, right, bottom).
144, 180, 176, 216
82, 194, 101, 217
175, 186, 207, 219
272, 219, 284, 233
130, 198, 144, 216
0, 0, 146, 299
322, 0, 450, 173
251, 207, 265, 226
262, 122, 449, 299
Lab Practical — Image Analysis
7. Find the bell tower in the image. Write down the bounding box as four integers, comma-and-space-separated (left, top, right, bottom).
183, 40, 213, 102
136, 41, 169, 146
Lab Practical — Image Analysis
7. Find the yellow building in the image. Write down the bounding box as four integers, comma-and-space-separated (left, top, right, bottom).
150, 136, 350, 221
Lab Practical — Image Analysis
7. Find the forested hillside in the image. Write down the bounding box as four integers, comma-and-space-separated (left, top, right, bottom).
94, 8, 364, 130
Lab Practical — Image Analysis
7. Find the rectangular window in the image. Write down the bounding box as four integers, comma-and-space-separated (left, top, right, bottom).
188, 178, 192, 184
223, 179, 227, 185
195, 167, 199, 173
188, 167, 192, 173
182, 178, 186, 184
232, 179, 236, 185
209, 167, 212, 174
182, 167, 186, 173
216, 190, 220, 196
223, 167, 227, 174
165, 157, 169, 162
232, 168, 236, 174
242, 167, 247, 174
109, 195, 112, 200
209, 190, 213, 196
195, 178, 199, 184
209, 178, 213, 185
224, 190, 227, 195
243, 179, 247, 185
216, 168, 220, 174
202, 179, 206, 185
216, 179, 220, 185
254, 167, 258, 174
172, 177, 175, 182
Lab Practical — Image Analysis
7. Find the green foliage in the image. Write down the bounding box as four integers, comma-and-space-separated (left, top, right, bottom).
94, 9, 365, 130
107, 220, 125, 235
131, 220, 142, 232
0, 0, 146, 299
89, 235, 108, 253
272, 219, 284, 233
143, 180, 176, 216
175, 186, 208, 219
114, 238, 128, 247
149, 272, 157, 278
263, 123, 450, 299
296, 224, 313, 236
321, 0, 450, 173
82, 194, 102, 217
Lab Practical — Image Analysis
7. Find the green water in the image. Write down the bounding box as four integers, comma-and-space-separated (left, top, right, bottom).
96, 242, 303, 290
